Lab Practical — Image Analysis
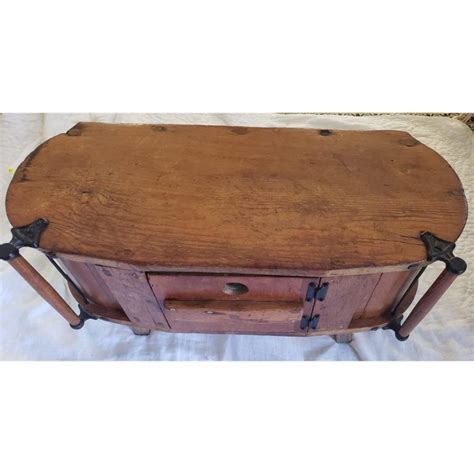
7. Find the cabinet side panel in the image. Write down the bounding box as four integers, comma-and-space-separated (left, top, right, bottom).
60, 258, 121, 309
315, 274, 381, 332
97, 266, 170, 330
361, 269, 419, 319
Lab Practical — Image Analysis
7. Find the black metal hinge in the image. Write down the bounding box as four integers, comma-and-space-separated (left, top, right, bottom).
300, 313, 321, 331
305, 282, 329, 302
300, 314, 311, 330
301, 282, 329, 331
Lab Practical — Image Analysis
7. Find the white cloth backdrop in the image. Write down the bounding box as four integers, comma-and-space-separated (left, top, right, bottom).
0, 113, 472, 360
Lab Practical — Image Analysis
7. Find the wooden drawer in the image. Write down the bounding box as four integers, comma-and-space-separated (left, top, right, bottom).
148, 273, 307, 302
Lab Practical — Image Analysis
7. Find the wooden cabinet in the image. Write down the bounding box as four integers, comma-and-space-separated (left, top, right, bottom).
55, 259, 420, 338
1, 123, 467, 343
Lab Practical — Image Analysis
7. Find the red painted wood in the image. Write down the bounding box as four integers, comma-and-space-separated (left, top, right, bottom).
398, 269, 459, 338
97, 266, 170, 330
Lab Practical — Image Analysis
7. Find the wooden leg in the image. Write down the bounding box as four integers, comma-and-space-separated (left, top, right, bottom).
334, 333, 352, 344
395, 232, 467, 340
5, 253, 83, 327
397, 268, 459, 339
131, 326, 151, 336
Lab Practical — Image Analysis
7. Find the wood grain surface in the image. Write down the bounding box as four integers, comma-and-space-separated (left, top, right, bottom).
164, 300, 303, 334
148, 273, 306, 302
314, 273, 382, 332
357, 269, 417, 319
97, 266, 170, 329
60, 258, 121, 308
6, 122, 467, 275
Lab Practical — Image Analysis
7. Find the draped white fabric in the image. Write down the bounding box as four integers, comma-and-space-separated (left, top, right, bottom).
1, 113, 472, 360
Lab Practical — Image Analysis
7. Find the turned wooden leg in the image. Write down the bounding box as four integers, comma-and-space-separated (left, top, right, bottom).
131, 326, 151, 336
383, 232, 467, 341
397, 269, 459, 339
334, 333, 353, 344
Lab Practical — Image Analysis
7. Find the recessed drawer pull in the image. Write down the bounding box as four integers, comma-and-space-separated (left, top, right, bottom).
223, 282, 249, 295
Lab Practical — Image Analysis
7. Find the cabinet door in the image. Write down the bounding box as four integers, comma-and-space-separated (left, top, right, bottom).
308, 270, 417, 334
148, 273, 313, 335
310, 274, 382, 333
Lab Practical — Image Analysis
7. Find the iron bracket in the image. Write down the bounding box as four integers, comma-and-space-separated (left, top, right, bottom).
70, 305, 98, 330
420, 231, 467, 275
383, 315, 409, 341
0, 218, 48, 261
383, 231, 467, 342
0, 242, 19, 261
1, 218, 95, 330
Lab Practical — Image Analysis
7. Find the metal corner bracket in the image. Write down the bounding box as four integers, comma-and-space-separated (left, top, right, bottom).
420, 231, 467, 275
384, 231, 467, 341
383, 315, 409, 341
70, 305, 98, 330
0, 218, 49, 261
1, 218, 94, 330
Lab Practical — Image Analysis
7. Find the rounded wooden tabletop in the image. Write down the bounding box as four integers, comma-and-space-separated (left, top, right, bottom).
6, 122, 467, 275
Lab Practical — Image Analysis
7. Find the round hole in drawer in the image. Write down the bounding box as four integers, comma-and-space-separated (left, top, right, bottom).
223, 282, 249, 295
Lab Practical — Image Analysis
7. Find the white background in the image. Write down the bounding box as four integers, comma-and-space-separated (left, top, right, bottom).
0, 1, 473, 474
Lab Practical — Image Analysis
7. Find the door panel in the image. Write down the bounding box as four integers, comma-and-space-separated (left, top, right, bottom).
311, 274, 381, 332
147, 271, 414, 335
149, 273, 310, 334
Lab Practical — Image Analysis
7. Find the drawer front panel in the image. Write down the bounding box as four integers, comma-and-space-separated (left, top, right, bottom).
148, 273, 307, 302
